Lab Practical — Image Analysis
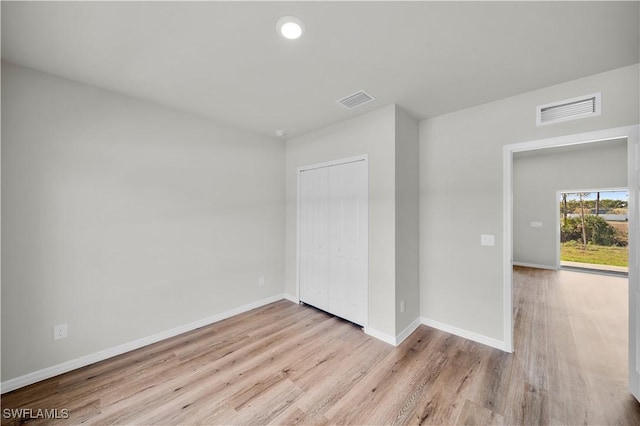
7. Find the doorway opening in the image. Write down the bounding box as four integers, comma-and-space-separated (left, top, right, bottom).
559, 189, 629, 275
503, 125, 639, 401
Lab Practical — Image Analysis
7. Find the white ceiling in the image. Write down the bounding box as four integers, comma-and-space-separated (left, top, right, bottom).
2, 1, 638, 138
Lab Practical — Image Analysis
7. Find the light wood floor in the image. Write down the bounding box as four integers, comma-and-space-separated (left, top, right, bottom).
2, 267, 640, 425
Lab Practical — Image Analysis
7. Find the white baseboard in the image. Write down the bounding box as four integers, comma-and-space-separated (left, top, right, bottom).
283, 293, 299, 304
365, 317, 421, 347
364, 327, 396, 346
420, 317, 506, 351
395, 317, 422, 346
3, 297, 508, 393
512, 261, 557, 270
1, 293, 285, 394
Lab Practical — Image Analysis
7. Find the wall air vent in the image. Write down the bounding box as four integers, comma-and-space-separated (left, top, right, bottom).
337, 90, 375, 109
536, 92, 601, 126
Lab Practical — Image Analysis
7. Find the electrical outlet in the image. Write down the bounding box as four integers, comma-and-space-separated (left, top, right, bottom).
53, 324, 68, 341
258, 276, 265, 286
400, 299, 405, 313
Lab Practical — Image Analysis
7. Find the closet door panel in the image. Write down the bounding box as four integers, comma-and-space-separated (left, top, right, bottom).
328, 161, 368, 325
299, 167, 330, 310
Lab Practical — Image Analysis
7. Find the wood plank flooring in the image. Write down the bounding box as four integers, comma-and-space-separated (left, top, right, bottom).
2, 267, 640, 424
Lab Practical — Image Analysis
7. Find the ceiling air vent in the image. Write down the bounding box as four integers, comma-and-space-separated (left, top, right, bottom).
536, 92, 601, 126
337, 90, 375, 109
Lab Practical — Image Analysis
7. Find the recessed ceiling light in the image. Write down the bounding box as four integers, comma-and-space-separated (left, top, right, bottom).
276, 16, 305, 40
275, 130, 286, 137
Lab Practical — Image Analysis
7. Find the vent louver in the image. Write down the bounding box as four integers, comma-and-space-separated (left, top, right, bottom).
337, 90, 375, 109
537, 93, 601, 126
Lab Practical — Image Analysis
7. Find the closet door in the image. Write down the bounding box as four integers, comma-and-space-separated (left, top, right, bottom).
299, 167, 330, 311
299, 157, 368, 327
328, 161, 368, 325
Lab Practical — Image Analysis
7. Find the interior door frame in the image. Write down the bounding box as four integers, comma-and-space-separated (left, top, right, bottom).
503, 125, 639, 358
296, 154, 369, 327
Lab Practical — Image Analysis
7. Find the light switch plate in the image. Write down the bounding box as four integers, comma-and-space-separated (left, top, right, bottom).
480, 234, 495, 246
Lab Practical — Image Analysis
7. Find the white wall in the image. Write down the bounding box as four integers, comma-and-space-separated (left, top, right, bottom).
4, 58, 637, 385
419, 64, 639, 342
513, 140, 628, 268
1, 62, 285, 382
394, 108, 420, 334
285, 105, 397, 336
285, 104, 421, 340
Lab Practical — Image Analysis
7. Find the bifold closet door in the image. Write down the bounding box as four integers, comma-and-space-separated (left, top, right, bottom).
299, 166, 330, 311
299, 159, 368, 327
327, 160, 368, 325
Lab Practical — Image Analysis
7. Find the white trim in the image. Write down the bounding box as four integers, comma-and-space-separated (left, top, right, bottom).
626, 127, 640, 400
296, 164, 302, 304
512, 262, 557, 271
556, 190, 562, 270
297, 155, 368, 173
420, 317, 506, 351
502, 144, 514, 352
506, 129, 628, 154
283, 293, 300, 304
364, 327, 396, 346
395, 318, 422, 346
1, 294, 285, 394
556, 186, 628, 195
504, 125, 640, 359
